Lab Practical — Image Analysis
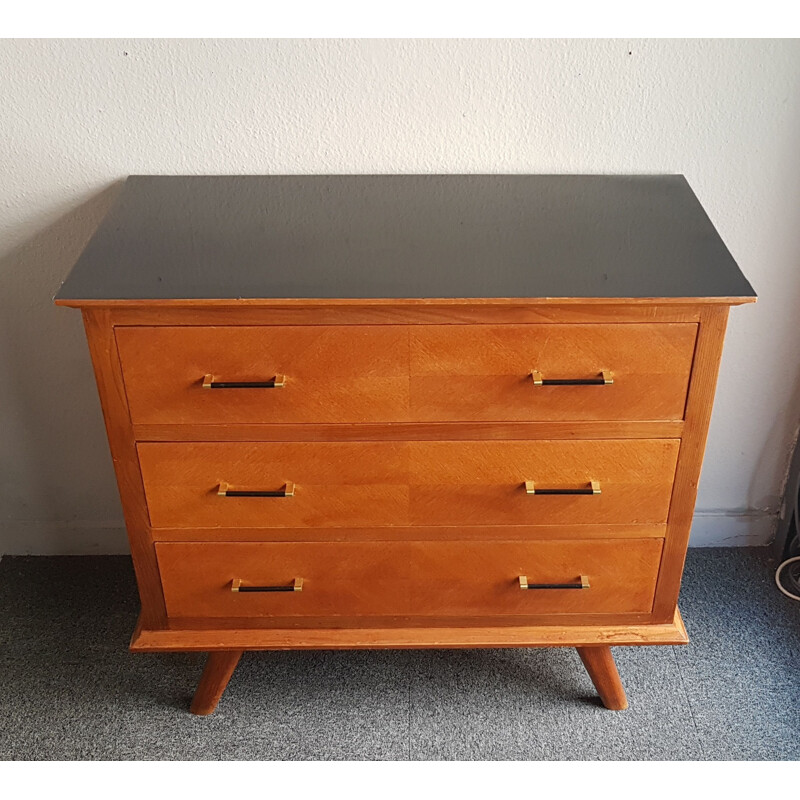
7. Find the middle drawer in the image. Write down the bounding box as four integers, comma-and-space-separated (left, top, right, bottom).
138, 440, 679, 529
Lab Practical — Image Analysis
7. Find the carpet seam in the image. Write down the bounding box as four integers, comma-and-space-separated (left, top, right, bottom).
407, 663, 412, 761
671, 644, 705, 759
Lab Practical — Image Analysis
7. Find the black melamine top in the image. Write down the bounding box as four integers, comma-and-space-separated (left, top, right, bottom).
55, 175, 755, 302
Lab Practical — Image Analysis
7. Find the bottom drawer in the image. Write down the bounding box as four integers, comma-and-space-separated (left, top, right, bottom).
156, 539, 663, 619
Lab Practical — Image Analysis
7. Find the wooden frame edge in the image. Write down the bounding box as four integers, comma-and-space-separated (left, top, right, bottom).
57, 297, 756, 308
130, 608, 688, 652
654, 305, 731, 620
62, 302, 709, 326
81, 308, 168, 627
133, 420, 685, 442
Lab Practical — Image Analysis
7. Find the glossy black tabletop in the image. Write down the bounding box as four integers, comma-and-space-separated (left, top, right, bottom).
55, 175, 755, 302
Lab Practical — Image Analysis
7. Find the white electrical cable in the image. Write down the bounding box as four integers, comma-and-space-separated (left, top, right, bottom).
774, 556, 800, 601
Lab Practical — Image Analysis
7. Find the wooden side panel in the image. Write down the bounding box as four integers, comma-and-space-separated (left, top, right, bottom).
155, 539, 663, 619
654, 306, 730, 620
138, 439, 679, 529
411, 323, 698, 421
81, 309, 166, 627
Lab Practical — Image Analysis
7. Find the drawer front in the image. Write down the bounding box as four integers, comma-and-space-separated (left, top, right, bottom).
407, 440, 678, 526
116, 325, 409, 424
118, 323, 696, 425
155, 539, 663, 619
139, 439, 679, 528
140, 442, 410, 529
410, 323, 697, 421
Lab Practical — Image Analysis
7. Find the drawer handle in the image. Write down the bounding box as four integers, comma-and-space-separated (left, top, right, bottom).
203, 374, 286, 389
519, 575, 590, 590
231, 577, 304, 593
218, 481, 296, 497
525, 480, 600, 495
530, 370, 613, 386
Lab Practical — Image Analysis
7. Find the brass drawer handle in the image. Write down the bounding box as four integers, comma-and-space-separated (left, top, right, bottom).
203, 373, 286, 389
525, 480, 600, 495
231, 578, 304, 593
218, 481, 295, 497
531, 370, 613, 386
519, 575, 590, 590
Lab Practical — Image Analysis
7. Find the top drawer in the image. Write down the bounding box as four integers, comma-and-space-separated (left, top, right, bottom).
117, 325, 409, 425
116, 323, 696, 425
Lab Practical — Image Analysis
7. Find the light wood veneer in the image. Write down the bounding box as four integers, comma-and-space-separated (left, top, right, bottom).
155, 539, 663, 619
55, 175, 755, 716
116, 322, 697, 424
138, 439, 679, 529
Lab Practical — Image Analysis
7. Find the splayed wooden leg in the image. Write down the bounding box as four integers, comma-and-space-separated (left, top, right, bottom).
576, 646, 628, 710
190, 650, 244, 715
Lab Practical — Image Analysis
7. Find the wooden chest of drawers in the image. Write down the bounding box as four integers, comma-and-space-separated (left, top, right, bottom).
55, 175, 755, 714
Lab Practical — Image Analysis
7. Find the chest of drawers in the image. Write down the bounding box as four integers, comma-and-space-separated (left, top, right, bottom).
55, 175, 755, 715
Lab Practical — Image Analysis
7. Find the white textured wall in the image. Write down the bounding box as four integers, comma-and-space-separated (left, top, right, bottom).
1, 38, 799, 553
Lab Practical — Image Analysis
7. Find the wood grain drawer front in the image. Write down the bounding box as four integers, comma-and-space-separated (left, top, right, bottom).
138, 439, 678, 529
408, 440, 679, 526
116, 323, 696, 425
115, 325, 409, 424
410, 323, 697, 421
155, 539, 663, 619
139, 442, 409, 529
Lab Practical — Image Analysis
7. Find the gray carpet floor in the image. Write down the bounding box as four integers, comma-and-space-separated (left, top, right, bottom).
0, 548, 798, 760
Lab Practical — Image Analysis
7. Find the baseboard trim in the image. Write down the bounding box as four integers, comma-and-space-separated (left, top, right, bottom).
0, 521, 129, 555
688, 511, 776, 547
